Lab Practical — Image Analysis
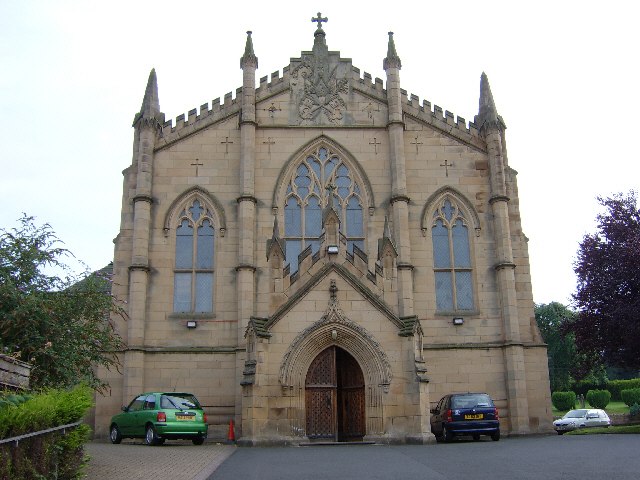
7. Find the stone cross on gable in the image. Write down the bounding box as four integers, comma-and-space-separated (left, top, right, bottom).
369, 137, 381, 155
311, 12, 328, 28
191, 158, 203, 176
410, 136, 423, 154
440, 159, 453, 177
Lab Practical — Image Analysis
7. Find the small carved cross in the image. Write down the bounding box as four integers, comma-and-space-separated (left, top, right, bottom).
190, 158, 203, 176
410, 136, 423, 154
266, 102, 281, 118
440, 159, 453, 177
369, 137, 381, 155
263, 137, 275, 154
311, 12, 328, 28
221, 137, 234, 154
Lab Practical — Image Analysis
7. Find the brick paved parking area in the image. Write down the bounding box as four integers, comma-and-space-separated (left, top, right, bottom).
85, 440, 235, 480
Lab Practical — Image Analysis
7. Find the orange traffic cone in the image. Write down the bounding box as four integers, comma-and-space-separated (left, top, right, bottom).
227, 419, 235, 443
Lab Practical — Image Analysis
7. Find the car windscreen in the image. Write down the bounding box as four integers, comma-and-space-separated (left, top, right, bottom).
451, 394, 493, 409
564, 410, 588, 418
160, 394, 201, 410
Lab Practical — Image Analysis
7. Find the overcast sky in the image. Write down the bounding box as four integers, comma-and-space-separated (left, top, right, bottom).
1, 1, 638, 306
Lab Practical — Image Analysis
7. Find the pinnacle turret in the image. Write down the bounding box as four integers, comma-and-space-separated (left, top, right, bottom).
477, 72, 505, 132
140, 68, 160, 119
266, 216, 286, 261
383, 32, 402, 70
377, 216, 398, 260
240, 31, 258, 69
133, 68, 162, 127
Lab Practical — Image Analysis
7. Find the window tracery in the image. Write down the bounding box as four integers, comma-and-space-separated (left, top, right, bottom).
283, 146, 364, 272
431, 197, 474, 312
173, 199, 215, 313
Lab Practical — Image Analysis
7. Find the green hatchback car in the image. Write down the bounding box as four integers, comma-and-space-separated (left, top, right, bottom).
109, 392, 208, 445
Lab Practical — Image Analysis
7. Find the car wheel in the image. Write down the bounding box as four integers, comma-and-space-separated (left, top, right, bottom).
472, 434, 480, 441
443, 426, 453, 443
557, 431, 564, 435
192, 436, 205, 445
491, 430, 500, 441
109, 425, 122, 444
145, 425, 160, 446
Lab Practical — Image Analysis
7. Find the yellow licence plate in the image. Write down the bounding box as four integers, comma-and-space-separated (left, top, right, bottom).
176, 415, 195, 421
464, 414, 484, 420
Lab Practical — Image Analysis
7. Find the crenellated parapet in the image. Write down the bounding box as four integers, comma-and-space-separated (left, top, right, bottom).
255, 67, 290, 102
153, 55, 487, 154
400, 91, 486, 151
268, 223, 400, 320
155, 92, 241, 150
350, 66, 386, 99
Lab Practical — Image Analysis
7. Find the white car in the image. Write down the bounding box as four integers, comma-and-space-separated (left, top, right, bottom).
553, 409, 611, 434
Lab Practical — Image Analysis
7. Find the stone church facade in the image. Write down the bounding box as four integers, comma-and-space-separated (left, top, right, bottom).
94, 15, 552, 444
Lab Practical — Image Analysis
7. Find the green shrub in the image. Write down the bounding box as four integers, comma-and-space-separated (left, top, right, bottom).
552, 391, 576, 411
0, 385, 92, 480
621, 388, 640, 407
630, 403, 640, 418
586, 389, 611, 409
607, 379, 640, 401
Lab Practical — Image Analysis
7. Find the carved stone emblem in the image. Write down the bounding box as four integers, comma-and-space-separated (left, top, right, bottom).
291, 58, 348, 125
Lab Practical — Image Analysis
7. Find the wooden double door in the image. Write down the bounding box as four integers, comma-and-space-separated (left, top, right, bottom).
305, 346, 365, 442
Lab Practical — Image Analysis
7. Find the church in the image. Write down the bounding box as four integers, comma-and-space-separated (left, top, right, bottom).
94, 14, 552, 444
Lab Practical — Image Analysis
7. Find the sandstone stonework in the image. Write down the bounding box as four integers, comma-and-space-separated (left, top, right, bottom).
94, 15, 553, 445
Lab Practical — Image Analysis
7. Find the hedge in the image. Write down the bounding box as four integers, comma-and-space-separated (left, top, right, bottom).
0, 385, 93, 480
569, 379, 640, 401
606, 379, 640, 401
586, 389, 611, 409
621, 388, 640, 407
552, 391, 576, 411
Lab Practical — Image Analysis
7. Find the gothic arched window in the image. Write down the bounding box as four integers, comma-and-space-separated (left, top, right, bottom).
283, 146, 364, 272
173, 199, 215, 313
431, 198, 474, 312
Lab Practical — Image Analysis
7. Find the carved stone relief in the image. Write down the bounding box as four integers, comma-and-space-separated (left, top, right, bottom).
290, 55, 349, 126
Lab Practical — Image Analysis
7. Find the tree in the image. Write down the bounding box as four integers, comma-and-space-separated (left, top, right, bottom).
535, 302, 577, 391
566, 191, 640, 372
0, 215, 125, 390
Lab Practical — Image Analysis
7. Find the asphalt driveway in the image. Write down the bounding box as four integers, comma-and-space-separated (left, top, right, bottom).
209, 435, 640, 480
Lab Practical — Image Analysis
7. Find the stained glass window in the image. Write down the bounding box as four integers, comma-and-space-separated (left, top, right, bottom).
283, 146, 364, 272
173, 200, 215, 313
431, 199, 474, 311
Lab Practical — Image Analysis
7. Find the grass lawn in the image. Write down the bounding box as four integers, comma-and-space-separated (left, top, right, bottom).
567, 425, 640, 435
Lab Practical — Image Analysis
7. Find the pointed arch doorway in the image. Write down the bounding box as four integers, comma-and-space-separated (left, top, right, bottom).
305, 346, 365, 442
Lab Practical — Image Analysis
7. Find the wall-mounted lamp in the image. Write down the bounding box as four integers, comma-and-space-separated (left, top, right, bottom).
186, 320, 198, 329
331, 329, 338, 340
452, 317, 464, 326
327, 245, 339, 254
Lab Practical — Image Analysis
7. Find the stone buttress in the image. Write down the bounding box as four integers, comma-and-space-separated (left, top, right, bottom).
237, 32, 259, 439
477, 72, 530, 434
125, 69, 163, 402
